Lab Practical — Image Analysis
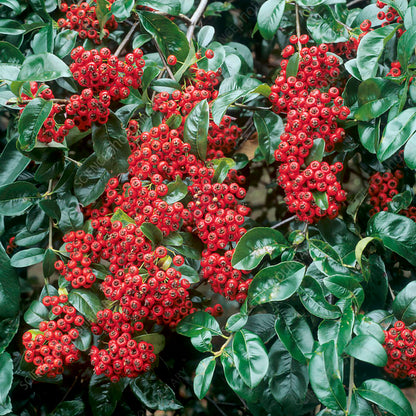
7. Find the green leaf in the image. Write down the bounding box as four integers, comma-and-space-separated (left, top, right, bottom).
43, 248, 56, 278
95, 0, 112, 37
309, 239, 342, 263
92, 112, 130, 175
0, 140, 28, 186
54, 29, 78, 59
232, 329, 269, 388
318, 299, 354, 354
24, 300, 49, 327
169, 232, 203, 260
356, 24, 399, 80
134, 333, 165, 354
307, 7, 348, 44
312, 191, 329, 210
68, 289, 102, 322
231, 227, 288, 270
211, 89, 249, 125
0, 19, 25, 35
0, 316, 19, 355
285, 51, 300, 78
17, 52, 72, 82
89, 374, 126, 416
130, 371, 183, 410
0, 41, 24, 63
0, 242, 19, 319
74, 153, 110, 206
183, 99, 209, 160
226, 312, 248, 332
193, 356, 216, 399
254, 111, 283, 164
392, 281, 416, 325
10, 247, 44, 267
50, 400, 85, 416
176, 311, 222, 337
357, 379, 412, 416
18, 98, 53, 151
72, 327, 92, 352
344, 334, 387, 366
136, 0, 180, 15
132, 33, 152, 49
57, 193, 83, 233
268, 339, 308, 414
367, 211, 416, 266
0, 352, 13, 404
248, 261, 305, 305
138, 11, 189, 62
355, 315, 385, 344
211, 158, 235, 183
164, 176, 188, 204
257, 0, 285, 40
111, 0, 134, 20
309, 341, 347, 411
220, 351, 254, 397
358, 121, 380, 153
197, 25, 215, 47
305, 138, 325, 165
274, 303, 314, 363
377, 107, 416, 161
324, 275, 364, 309
398, 26, 416, 68
165, 113, 182, 129
140, 222, 163, 246
111, 208, 135, 227
404, 131, 416, 169
190, 331, 212, 353
298, 275, 341, 320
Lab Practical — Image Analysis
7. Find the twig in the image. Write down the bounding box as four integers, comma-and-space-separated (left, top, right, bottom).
295, 3, 302, 51
388, 284, 396, 301
154, 10, 193, 24
346, 0, 365, 7
64, 155, 82, 167
115, 21, 140, 57
153, 39, 176, 81
204, 395, 229, 416
6, 98, 69, 105
186, 0, 209, 43
271, 215, 297, 229
346, 357, 355, 414
232, 103, 272, 111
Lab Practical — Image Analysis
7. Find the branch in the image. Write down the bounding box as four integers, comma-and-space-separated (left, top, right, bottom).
153, 10, 193, 24
346, 357, 355, 414
153, 39, 176, 81
295, 3, 302, 51
232, 103, 272, 111
186, 0, 209, 43
6, 98, 69, 105
115, 21, 140, 57
346, 0, 365, 7
271, 215, 297, 229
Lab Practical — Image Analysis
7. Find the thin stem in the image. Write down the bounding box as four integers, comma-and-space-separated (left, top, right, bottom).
213, 335, 233, 357
6, 98, 69, 105
232, 103, 272, 111
64, 155, 82, 167
154, 10, 192, 24
388, 284, 396, 301
295, 3, 302, 51
204, 395, 229, 416
346, 0, 364, 7
114, 21, 140, 57
153, 39, 176, 81
346, 357, 355, 414
271, 215, 297, 229
186, 0, 209, 43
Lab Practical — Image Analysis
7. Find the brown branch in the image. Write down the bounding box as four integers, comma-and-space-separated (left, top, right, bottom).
153, 10, 192, 25
186, 0, 209, 43
6, 98, 69, 105
295, 3, 302, 51
115, 21, 140, 57
153, 39, 176, 80
271, 215, 297, 229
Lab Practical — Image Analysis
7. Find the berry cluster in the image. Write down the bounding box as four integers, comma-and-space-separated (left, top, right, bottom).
20, 82, 68, 144
387, 61, 402, 77
90, 309, 156, 382
269, 36, 348, 223
384, 320, 416, 379
58, 1, 118, 43
377, 1, 405, 36
67, 46, 145, 129
22, 295, 83, 377
205, 303, 223, 317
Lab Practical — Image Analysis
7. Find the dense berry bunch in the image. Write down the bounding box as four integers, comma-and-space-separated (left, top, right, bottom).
269, 36, 348, 223
20, 82, 70, 144
377, 1, 405, 35
387, 61, 402, 77
67, 46, 145, 128
368, 170, 402, 215
90, 310, 156, 382
384, 320, 416, 379
22, 295, 83, 377
58, 1, 118, 43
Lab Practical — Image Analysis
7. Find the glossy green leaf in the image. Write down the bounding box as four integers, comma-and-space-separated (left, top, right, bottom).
368, 211, 416, 266
74, 153, 110, 206
0, 41, 24, 63
0, 141, 28, 188
0, 316, 19, 355
134, 333, 165, 354
50, 400, 85, 416
54, 29, 78, 59
0, 19, 25, 35
190, 331, 212, 353
140, 222, 163, 246
309, 239, 342, 263
378, 107, 416, 161
0, 243, 19, 319
309, 341, 347, 411
197, 25, 215, 47
176, 311, 222, 337
169, 232, 203, 260
132, 33, 152, 49
392, 281, 416, 325
257, 0, 285, 40
232, 329, 269, 388
95, 0, 112, 37
274, 303, 314, 363
193, 356, 216, 399
57, 193, 83, 233
43, 248, 56, 278
24, 300, 49, 327
324, 275, 364, 309
17, 53, 71, 81
248, 261, 305, 305
357, 379, 412, 416
183, 99, 209, 160
68, 289, 102, 322
138, 11, 189, 62
220, 351, 254, 397
254, 111, 283, 164
305, 138, 325, 165
211, 158, 235, 183
358, 121, 380, 153
344, 335, 387, 366
92, 112, 130, 175
404, 131, 416, 169
286, 51, 299, 78
89, 374, 126, 416
307, 7, 348, 44
164, 176, 188, 204
211, 89, 248, 125
10, 247, 44, 268
18, 98, 53, 151
357, 24, 399, 80
111, 208, 135, 227
298, 275, 341, 319
226, 312, 248, 332
398, 25, 416, 68
0, 352, 13, 404
130, 371, 183, 410
232, 227, 288, 270
268, 339, 308, 414
111, 0, 134, 20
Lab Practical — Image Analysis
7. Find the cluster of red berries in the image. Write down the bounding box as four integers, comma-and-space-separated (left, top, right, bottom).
6, 236, 16, 255
58, 1, 118, 43
201, 250, 251, 302
377, 1, 405, 36
269, 36, 348, 223
205, 303, 223, 317
384, 320, 416, 379
387, 61, 402, 77
55, 229, 101, 289
90, 309, 156, 382
67, 46, 145, 129
22, 295, 83, 377
20, 82, 68, 144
